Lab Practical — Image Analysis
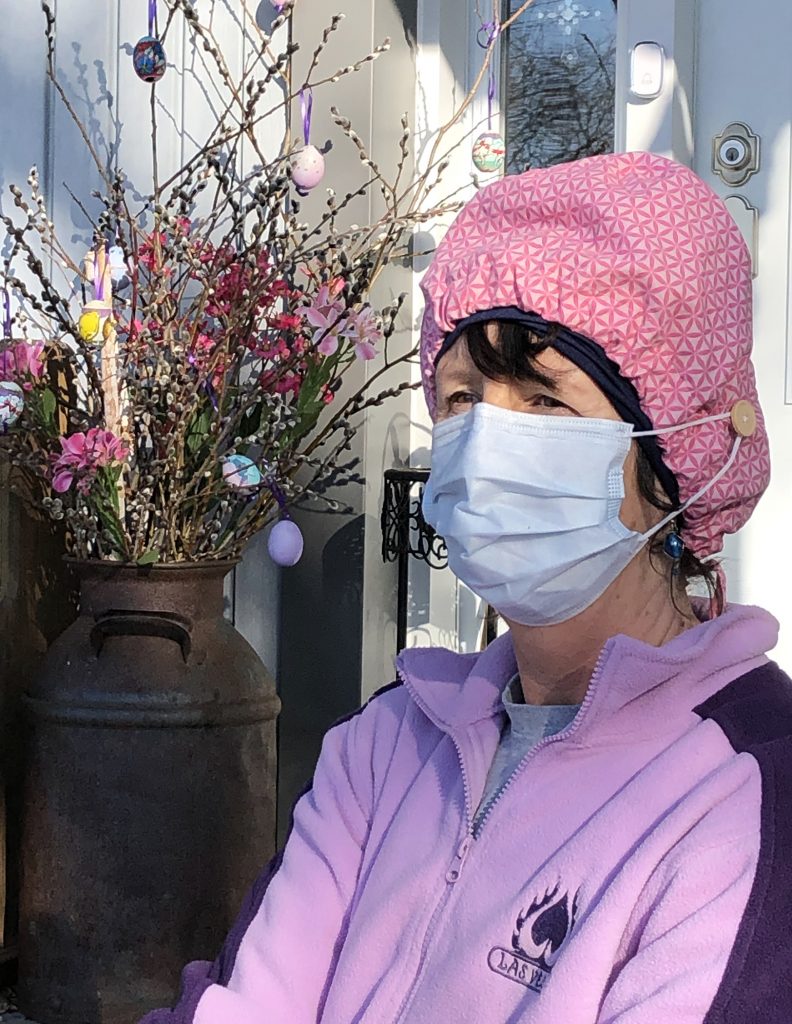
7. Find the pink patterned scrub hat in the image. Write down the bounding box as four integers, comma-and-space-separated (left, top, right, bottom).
419, 151, 770, 560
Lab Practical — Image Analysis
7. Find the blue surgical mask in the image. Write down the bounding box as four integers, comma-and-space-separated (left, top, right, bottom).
422, 403, 739, 627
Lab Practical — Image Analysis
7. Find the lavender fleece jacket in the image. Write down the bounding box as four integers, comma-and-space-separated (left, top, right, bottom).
142, 603, 792, 1023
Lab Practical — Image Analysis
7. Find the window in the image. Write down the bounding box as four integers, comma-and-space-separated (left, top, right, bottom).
502, 0, 618, 172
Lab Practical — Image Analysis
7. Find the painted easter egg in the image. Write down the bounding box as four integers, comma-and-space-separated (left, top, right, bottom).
472, 131, 506, 173
267, 518, 304, 567
78, 299, 114, 343
0, 380, 24, 429
290, 145, 325, 194
133, 36, 167, 83
222, 454, 263, 491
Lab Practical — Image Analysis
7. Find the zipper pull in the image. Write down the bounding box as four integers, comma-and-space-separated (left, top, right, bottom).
446, 834, 473, 884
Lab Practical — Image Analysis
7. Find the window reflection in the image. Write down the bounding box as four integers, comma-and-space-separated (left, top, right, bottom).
502, 0, 617, 173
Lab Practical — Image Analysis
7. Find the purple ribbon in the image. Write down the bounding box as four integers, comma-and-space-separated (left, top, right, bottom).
300, 87, 313, 147
477, 20, 500, 129
187, 352, 219, 411
204, 379, 219, 412
94, 250, 105, 302
2, 288, 11, 339
265, 474, 291, 519
148, 0, 157, 37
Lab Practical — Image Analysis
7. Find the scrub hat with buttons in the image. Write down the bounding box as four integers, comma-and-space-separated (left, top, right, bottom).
419, 150, 771, 562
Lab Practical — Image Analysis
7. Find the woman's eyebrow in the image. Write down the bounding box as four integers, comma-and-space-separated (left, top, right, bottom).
437, 367, 479, 388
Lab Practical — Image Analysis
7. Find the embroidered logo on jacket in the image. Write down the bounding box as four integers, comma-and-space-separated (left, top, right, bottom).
488, 883, 580, 993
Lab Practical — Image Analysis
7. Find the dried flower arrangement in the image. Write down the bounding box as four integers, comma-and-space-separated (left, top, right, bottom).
0, 0, 531, 566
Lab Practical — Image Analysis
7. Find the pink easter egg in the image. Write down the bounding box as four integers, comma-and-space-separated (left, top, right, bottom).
267, 519, 304, 567
290, 145, 325, 193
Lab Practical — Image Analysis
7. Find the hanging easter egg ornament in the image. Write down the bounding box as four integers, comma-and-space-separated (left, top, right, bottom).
0, 381, 24, 430
473, 19, 505, 175
472, 130, 506, 173
259, 472, 304, 566
290, 88, 325, 196
222, 454, 264, 492
79, 247, 114, 344
133, 1, 166, 83
267, 519, 304, 567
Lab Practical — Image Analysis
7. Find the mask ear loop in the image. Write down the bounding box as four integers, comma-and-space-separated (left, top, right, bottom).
631, 402, 756, 543
631, 401, 758, 617
636, 433, 743, 543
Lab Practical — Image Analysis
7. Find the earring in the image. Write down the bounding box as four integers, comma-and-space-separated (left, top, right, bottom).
663, 524, 685, 566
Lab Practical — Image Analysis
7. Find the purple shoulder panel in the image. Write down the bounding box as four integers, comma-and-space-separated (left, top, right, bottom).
695, 661, 792, 1023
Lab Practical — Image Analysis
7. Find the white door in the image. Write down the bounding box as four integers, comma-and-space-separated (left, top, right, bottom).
412, 0, 790, 666
692, 0, 792, 667
621, 0, 792, 666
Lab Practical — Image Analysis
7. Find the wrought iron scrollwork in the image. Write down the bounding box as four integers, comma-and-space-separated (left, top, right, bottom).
381, 467, 448, 653
381, 468, 448, 569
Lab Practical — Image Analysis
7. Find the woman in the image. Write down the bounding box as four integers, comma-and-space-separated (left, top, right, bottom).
143, 152, 789, 1023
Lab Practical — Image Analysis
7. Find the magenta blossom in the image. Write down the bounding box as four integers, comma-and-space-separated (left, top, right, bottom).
0, 342, 46, 387
341, 306, 382, 361
52, 427, 129, 495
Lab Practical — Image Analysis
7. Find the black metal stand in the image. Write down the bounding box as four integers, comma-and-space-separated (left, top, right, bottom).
381, 468, 448, 654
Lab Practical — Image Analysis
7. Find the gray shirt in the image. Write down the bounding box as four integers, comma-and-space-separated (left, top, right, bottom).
474, 676, 580, 830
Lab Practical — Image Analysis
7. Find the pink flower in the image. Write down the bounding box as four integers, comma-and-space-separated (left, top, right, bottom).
304, 281, 347, 356
0, 342, 46, 385
51, 427, 128, 494
342, 306, 382, 361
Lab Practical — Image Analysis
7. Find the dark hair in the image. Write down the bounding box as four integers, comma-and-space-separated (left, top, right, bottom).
460, 319, 724, 615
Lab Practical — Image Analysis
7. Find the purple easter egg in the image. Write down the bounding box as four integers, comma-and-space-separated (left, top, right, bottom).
133, 36, 167, 83
290, 145, 325, 194
267, 519, 304, 567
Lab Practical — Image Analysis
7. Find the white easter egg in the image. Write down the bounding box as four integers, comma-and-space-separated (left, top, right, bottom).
0, 380, 24, 429
472, 131, 506, 173
267, 519, 304, 567
290, 145, 325, 193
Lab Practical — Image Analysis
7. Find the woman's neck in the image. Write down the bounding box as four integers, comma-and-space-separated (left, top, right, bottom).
507, 554, 701, 706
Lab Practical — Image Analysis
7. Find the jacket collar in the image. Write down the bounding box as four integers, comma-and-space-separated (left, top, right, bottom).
395, 603, 779, 737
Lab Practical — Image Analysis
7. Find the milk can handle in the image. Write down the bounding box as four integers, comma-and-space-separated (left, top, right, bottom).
90, 610, 193, 662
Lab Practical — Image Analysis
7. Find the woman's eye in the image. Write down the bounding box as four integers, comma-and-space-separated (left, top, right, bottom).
530, 393, 565, 409
447, 391, 478, 408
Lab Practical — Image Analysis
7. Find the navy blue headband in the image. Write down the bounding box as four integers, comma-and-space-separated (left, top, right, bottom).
436, 306, 680, 507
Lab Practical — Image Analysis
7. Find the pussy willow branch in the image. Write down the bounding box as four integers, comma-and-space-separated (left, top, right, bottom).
405, 0, 536, 217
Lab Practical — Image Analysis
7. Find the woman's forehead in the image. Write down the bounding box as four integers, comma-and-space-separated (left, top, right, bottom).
437, 331, 577, 383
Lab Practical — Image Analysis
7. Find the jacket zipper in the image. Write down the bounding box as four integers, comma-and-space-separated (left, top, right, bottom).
390, 642, 612, 1021
471, 641, 610, 838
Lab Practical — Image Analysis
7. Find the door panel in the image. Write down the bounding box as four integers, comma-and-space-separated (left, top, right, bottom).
693, 0, 792, 664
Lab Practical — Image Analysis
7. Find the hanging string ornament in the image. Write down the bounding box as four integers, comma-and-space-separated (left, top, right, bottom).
220, 455, 304, 566
290, 88, 325, 196
222, 454, 263, 491
0, 290, 23, 431
133, 0, 167, 83
78, 246, 114, 344
266, 474, 304, 567
472, 20, 506, 174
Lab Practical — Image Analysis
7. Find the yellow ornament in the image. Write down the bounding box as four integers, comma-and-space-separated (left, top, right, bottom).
78, 299, 113, 343
78, 310, 101, 342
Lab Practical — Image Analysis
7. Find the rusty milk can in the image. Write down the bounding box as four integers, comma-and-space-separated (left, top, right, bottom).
17, 560, 280, 1024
